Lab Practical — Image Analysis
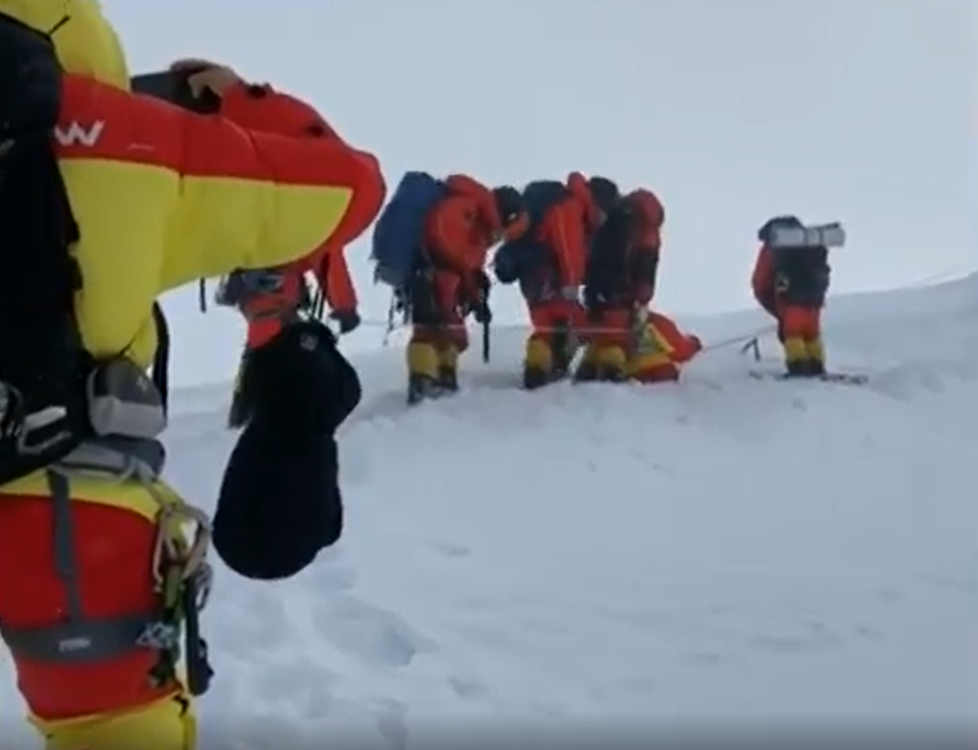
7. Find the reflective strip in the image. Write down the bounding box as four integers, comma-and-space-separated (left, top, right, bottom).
57, 436, 165, 483
0, 440, 167, 664
0, 614, 159, 663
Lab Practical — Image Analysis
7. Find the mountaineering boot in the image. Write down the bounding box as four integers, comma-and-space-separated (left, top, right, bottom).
522, 365, 548, 390
436, 344, 459, 393
438, 366, 458, 393
805, 337, 826, 376
573, 342, 602, 382
550, 322, 573, 382
523, 336, 554, 390
782, 336, 810, 377
407, 372, 441, 404
406, 340, 441, 404
596, 344, 627, 383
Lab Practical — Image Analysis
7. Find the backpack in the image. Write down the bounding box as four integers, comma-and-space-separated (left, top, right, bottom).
371, 171, 448, 289
585, 202, 636, 306
493, 180, 571, 285
761, 218, 841, 307
0, 16, 87, 485
0, 15, 172, 486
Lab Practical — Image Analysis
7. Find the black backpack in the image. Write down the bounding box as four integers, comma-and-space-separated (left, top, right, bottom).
0, 14, 89, 485
0, 15, 174, 485
585, 202, 636, 308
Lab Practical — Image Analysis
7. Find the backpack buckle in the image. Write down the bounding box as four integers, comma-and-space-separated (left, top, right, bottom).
16, 405, 73, 456
0, 381, 24, 439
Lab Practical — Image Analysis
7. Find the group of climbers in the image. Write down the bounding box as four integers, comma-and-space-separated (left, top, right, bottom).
0, 3, 384, 750
0, 2, 844, 747
372, 170, 843, 403
372, 171, 704, 403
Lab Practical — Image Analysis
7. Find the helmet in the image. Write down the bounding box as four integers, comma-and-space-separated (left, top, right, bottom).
492, 185, 524, 227
587, 176, 620, 216
757, 215, 803, 242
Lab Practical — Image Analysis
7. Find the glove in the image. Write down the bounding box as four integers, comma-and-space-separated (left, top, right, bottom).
689, 335, 703, 353
472, 299, 492, 324
467, 269, 492, 324
472, 269, 491, 296
330, 309, 361, 334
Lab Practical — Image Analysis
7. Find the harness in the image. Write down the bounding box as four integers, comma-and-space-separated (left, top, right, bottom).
0, 357, 215, 697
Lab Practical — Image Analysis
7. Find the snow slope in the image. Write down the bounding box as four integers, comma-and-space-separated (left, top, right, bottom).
2, 274, 977, 747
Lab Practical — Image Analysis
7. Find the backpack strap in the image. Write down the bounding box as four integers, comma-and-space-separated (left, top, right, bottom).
151, 302, 170, 416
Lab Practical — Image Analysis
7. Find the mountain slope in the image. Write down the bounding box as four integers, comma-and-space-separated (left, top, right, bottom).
2, 275, 976, 749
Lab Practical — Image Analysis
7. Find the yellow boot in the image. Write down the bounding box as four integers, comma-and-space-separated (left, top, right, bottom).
406, 341, 440, 404
782, 336, 810, 376
523, 337, 553, 390
596, 344, 628, 382
805, 337, 826, 376
437, 344, 460, 392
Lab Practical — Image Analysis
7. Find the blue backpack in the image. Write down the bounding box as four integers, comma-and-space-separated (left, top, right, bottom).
371, 171, 448, 288
493, 180, 570, 285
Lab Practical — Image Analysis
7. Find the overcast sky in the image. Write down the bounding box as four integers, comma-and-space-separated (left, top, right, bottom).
102, 0, 976, 385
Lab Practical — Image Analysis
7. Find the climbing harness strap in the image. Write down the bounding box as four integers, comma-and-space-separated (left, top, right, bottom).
0, 437, 214, 695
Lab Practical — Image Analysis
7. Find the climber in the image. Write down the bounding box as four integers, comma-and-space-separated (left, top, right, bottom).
578, 187, 667, 382
493, 173, 618, 389
624, 309, 703, 383
371, 172, 525, 404
0, 6, 384, 750
751, 215, 840, 376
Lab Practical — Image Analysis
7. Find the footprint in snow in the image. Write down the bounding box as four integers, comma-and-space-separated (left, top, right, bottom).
312, 546, 360, 591
311, 592, 437, 669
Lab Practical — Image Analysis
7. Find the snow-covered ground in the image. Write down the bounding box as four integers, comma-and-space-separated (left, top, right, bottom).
2, 274, 977, 748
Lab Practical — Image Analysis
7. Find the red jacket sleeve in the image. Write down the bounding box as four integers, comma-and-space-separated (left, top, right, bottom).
57, 76, 386, 290
322, 251, 357, 312
219, 82, 343, 140
219, 80, 384, 306
751, 245, 777, 315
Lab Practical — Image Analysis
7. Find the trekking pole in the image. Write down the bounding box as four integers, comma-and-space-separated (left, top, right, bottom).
381, 294, 397, 347
197, 279, 208, 313
740, 337, 761, 361
481, 317, 490, 363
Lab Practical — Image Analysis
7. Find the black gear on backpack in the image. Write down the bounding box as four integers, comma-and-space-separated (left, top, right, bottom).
586, 176, 620, 217
491, 185, 523, 227
0, 14, 87, 484
759, 216, 831, 307
0, 14, 172, 485
584, 201, 637, 312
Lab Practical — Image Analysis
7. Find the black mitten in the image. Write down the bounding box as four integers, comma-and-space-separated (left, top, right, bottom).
213, 417, 343, 580
212, 320, 361, 581
233, 319, 361, 436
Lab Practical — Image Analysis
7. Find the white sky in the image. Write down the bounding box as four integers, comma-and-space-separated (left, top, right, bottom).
101, 0, 977, 385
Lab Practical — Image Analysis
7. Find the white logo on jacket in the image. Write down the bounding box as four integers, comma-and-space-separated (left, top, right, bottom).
54, 121, 105, 147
